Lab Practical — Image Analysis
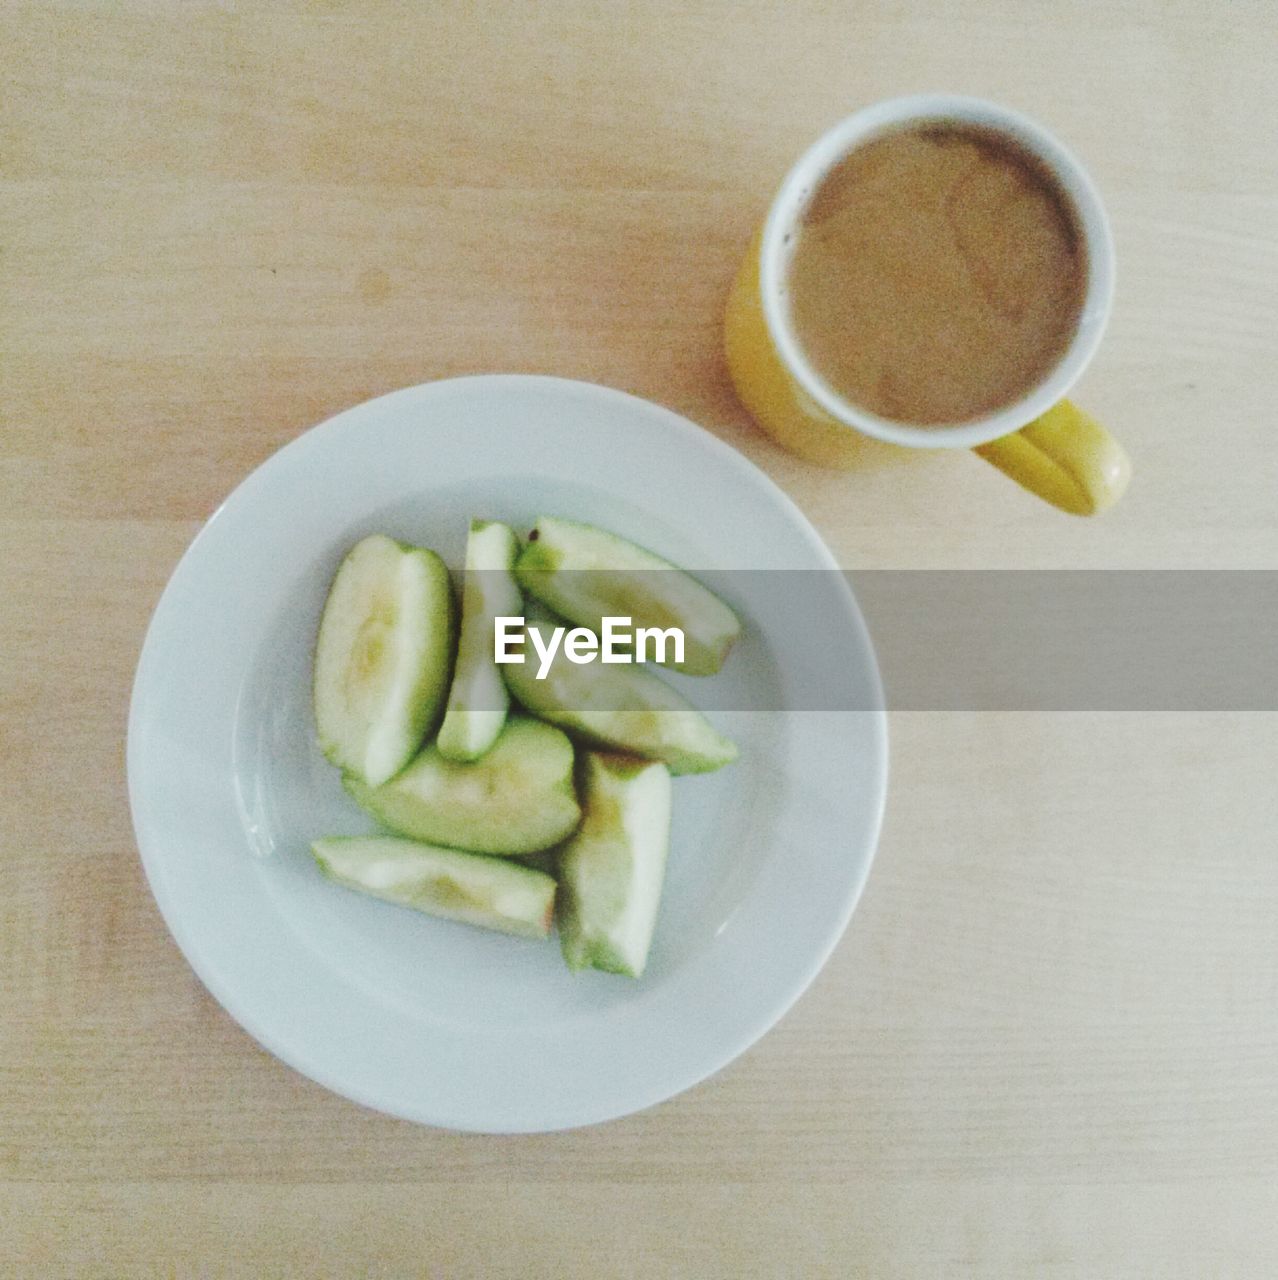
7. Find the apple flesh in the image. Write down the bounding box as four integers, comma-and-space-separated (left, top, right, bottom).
557, 753, 673, 977
437, 520, 522, 763
501, 614, 738, 775
343, 716, 581, 855
516, 516, 740, 676
313, 534, 456, 787
311, 836, 556, 939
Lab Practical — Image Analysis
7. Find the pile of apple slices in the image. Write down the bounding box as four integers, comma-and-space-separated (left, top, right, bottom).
310, 517, 740, 978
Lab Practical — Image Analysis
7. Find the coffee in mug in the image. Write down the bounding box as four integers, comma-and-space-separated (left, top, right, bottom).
784, 122, 1087, 426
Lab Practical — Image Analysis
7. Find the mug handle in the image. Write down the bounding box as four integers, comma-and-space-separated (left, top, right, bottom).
974, 400, 1131, 516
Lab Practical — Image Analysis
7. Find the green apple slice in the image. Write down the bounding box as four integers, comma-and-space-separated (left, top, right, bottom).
437, 520, 521, 763
501, 616, 738, 775
558, 754, 673, 976
312, 836, 555, 939
313, 534, 456, 787
516, 516, 741, 676
343, 716, 581, 855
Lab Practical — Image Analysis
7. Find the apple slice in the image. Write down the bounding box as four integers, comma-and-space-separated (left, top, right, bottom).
437, 520, 522, 763
501, 615, 738, 775
557, 753, 673, 976
515, 516, 740, 675
343, 717, 580, 855
312, 836, 555, 939
313, 534, 456, 787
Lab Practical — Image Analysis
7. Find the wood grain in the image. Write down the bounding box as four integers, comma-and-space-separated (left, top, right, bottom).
3, 2, 1276, 1274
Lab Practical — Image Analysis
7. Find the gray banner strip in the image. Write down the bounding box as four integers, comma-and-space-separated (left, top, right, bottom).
848, 571, 1278, 711
482, 569, 1278, 711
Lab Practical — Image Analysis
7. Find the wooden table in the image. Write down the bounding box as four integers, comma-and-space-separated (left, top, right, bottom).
4, 2, 1275, 1274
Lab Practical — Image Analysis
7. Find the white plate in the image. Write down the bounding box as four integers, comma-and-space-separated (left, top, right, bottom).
128, 375, 887, 1133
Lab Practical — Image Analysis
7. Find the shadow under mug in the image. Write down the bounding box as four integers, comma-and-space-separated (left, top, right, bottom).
725, 94, 1131, 516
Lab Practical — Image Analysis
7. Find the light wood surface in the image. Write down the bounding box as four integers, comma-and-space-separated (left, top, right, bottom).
3, 2, 1276, 1275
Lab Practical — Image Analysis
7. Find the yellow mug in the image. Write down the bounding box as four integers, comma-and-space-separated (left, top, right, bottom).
725, 95, 1131, 516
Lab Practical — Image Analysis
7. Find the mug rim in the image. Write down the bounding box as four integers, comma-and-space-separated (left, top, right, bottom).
759, 93, 1116, 450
